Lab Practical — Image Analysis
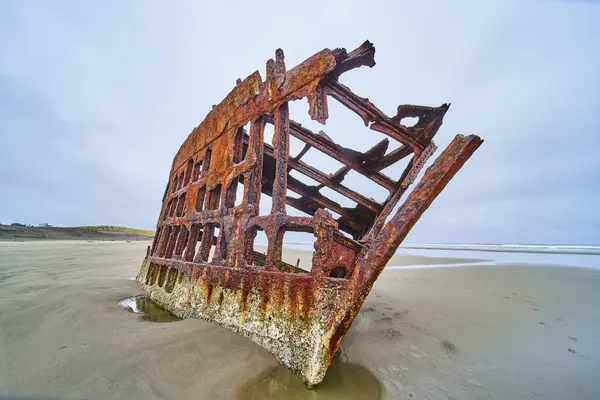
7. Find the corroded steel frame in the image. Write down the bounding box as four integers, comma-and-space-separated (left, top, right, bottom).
137, 41, 483, 387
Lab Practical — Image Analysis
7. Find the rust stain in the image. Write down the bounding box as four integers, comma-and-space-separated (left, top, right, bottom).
240, 272, 253, 314
205, 280, 213, 306
217, 291, 224, 308
258, 272, 271, 313
139, 40, 483, 387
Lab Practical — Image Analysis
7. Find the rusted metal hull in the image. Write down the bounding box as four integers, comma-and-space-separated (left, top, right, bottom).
137, 41, 482, 387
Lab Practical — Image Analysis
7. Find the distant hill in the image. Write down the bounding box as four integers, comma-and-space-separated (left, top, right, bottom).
74, 225, 155, 238
0, 224, 155, 241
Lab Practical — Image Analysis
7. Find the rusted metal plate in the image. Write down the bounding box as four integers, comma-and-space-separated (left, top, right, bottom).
138, 40, 483, 387
402, 143, 438, 188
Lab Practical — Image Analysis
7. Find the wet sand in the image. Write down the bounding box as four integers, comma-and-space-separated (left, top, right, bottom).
1, 241, 599, 399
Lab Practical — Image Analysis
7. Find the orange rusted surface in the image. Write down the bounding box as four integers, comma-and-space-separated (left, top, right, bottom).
138, 40, 483, 387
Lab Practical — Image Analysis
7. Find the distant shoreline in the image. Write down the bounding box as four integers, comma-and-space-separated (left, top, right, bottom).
0, 224, 154, 242
401, 245, 600, 256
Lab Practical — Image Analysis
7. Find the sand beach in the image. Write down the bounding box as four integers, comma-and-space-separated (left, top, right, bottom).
1, 241, 599, 399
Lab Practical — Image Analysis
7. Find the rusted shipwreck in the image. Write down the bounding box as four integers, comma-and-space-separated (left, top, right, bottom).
138, 41, 482, 387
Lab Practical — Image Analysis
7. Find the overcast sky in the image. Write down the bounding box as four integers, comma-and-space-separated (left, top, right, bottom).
1, 1, 599, 245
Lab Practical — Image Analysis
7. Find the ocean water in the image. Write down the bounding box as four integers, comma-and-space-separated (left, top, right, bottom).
267, 241, 600, 270
395, 244, 600, 269
406, 243, 600, 254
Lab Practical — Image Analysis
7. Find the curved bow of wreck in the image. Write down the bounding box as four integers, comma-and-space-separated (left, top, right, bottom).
137, 41, 483, 387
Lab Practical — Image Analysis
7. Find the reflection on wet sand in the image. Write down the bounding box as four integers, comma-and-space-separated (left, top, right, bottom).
118, 295, 180, 323
237, 358, 381, 400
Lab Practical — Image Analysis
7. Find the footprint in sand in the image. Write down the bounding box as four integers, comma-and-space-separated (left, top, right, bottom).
441, 340, 459, 354
568, 347, 577, 354
568, 336, 578, 342
394, 310, 409, 320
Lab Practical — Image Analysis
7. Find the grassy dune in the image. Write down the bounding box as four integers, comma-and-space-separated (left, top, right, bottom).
74, 226, 155, 238
0, 224, 155, 241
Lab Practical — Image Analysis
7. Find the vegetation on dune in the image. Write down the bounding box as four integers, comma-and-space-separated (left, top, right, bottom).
74, 226, 155, 237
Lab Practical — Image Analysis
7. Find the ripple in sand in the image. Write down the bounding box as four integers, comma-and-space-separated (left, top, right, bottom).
237, 359, 381, 399
117, 295, 180, 323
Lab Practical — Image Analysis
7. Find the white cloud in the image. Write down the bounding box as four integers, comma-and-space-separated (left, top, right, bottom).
1, 0, 598, 244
